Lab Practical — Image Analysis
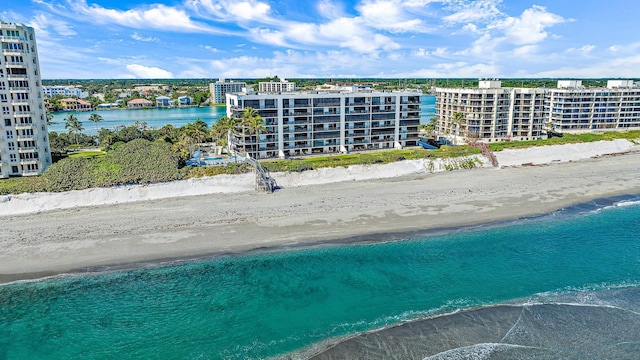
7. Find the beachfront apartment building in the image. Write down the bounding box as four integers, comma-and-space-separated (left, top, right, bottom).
546, 80, 640, 133
258, 80, 296, 93
436, 79, 640, 143
225, 90, 421, 159
436, 80, 547, 143
0, 20, 51, 178
210, 79, 247, 104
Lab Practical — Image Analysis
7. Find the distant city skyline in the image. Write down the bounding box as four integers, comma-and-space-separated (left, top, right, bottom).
4, 0, 639, 79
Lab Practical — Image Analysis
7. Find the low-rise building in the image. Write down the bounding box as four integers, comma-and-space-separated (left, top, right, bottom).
226, 90, 421, 159
60, 98, 93, 111
156, 95, 174, 108
127, 98, 153, 108
43, 85, 89, 99
178, 96, 192, 106
258, 80, 296, 93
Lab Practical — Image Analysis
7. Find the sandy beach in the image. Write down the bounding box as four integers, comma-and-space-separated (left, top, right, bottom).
1, 139, 640, 283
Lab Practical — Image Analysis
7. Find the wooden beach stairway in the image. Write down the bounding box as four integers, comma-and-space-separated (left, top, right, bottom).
245, 156, 278, 193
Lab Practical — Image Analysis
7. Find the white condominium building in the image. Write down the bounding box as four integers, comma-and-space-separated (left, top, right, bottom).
436, 80, 546, 143
546, 80, 640, 133
42, 85, 89, 99
258, 80, 296, 93
210, 78, 247, 104
0, 20, 51, 178
225, 90, 421, 159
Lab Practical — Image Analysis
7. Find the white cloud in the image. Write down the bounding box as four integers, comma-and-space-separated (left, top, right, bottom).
126, 64, 174, 78
203, 45, 222, 52
494, 5, 568, 45
566, 45, 595, 54
131, 33, 158, 42
357, 0, 425, 33
531, 55, 640, 78
513, 44, 537, 56
608, 42, 640, 54
444, 0, 502, 24
29, 13, 77, 37
65, 0, 225, 34
188, 0, 272, 22
317, 0, 345, 19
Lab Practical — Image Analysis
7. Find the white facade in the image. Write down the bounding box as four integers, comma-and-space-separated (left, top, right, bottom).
210, 79, 247, 104
546, 80, 640, 133
43, 85, 88, 99
435, 83, 546, 143
226, 90, 421, 159
436, 79, 640, 142
0, 20, 51, 177
258, 80, 296, 93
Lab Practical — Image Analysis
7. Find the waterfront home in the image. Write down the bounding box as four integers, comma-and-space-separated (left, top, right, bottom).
60, 98, 93, 111
156, 96, 174, 108
178, 96, 192, 106
97, 103, 119, 110
127, 98, 153, 108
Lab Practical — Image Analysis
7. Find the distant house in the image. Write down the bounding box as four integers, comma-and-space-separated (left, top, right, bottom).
127, 98, 153, 108
178, 96, 192, 106
97, 103, 119, 110
156, 95, 174, 108
60, 98, 92, 111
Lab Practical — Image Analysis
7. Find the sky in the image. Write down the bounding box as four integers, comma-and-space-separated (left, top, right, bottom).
2, 0, 640, 79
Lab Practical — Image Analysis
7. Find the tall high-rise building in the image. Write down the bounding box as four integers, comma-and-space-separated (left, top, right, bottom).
0, 20, 51, 178
209, 78, 247, 104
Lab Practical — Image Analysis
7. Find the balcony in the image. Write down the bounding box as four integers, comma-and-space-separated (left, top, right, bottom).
7, 74, 29, 80
18, 146, 38, 152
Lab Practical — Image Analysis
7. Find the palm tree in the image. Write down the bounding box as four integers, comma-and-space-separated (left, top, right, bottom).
211, 115, 239, 152
452, 112, 465, 145
182, 119, 209, 157
64, 114, 84, 145
242, 107, 266, 158
46, 111, 57, 126
88, 113, 103, 143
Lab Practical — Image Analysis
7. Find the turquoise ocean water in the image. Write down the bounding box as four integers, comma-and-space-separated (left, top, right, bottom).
1, 196, 639, 358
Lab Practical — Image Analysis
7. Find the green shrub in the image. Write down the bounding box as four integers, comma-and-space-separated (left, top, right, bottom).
110, 138, 183, 184
43, 157, 96, 192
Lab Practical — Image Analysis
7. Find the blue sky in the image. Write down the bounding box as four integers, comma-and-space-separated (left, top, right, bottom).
3, 0, 640, 79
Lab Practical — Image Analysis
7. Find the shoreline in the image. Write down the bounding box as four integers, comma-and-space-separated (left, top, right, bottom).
4, 191, 638, 287
1, 140, 640, 283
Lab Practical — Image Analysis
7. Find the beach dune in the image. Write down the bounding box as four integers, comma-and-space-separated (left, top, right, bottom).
1, 140, 639, 283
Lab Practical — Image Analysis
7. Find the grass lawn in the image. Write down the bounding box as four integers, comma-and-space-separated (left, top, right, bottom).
68, 151, 106, 159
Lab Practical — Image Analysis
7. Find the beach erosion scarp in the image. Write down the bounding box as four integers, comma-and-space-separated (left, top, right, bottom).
0, 139, 638, 217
